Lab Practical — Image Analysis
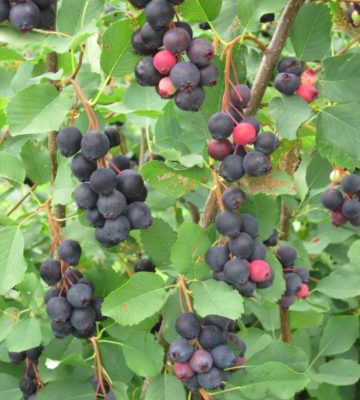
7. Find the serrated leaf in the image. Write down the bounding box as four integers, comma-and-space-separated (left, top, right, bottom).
314, 359, 360, 386
6, 317, 42, 352
178, 0, 222, 22
21, 139, 51, 185
305, 152, 332, 190
103, 273, 167, 326
145, 374, 186, 400
0, 151, 25, 183
36, 381, 94, 400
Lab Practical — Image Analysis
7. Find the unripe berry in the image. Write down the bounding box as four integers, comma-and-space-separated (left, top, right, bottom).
233, 123, 257, 146
301, 68, 318, 85
174, 362, 195, 381
249, 260, 271, 282
296, 83, 318, 104
153, 50, 177, 75
330, 170, 343, 185
157, 77, 177, 98
296, 283, 309, 299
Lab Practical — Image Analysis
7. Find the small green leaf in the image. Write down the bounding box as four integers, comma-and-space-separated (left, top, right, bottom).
315, 359, 360, 386
0, 151, 25, 183
21, 139, 51, 185
0, 374, 22, 400
6, 317, 42, 352
36, 381, 94, 400
178, 0, 222, 22
145, 374, 186, 400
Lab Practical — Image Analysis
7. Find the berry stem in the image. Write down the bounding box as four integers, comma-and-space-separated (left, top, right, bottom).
178, 276, 194, 313
90, 337, 108, 397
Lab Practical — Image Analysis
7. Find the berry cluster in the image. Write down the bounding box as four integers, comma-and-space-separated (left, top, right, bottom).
169, 312, 246, 392
0, 0, 55, 32
276, 244, 310, 308
130, 0, 218, 112
41, 240, 106, 339
274, 57, 318, 104
321, 172, 360, 227
205, 187, 275, 296
348, 3, 360, 27
8, 345, 44, 399
56, 126, 152, 248
207, 88, 280, 181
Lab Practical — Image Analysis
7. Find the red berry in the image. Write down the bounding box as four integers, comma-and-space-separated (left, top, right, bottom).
174, 362, 195, 381
296, 283, 309, 299
153, 50, 177, 75
207, 139, 232, 161
157, 77, 177, 98
233, 123, 257, 145
301, 69, 318, 85
296, 83, 318, 104
249, 260, 271, 282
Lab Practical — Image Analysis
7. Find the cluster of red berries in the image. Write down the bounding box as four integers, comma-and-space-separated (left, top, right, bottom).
274, 57, 319, 104
130, 0, 217, 111
205, 187, 275, 296
321, 172, 360, 227
169, 312, 247, 392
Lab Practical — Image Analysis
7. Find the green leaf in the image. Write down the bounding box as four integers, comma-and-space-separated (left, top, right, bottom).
315, 359, 360, 386
0, 227, 27, 295
101, 18, 141, 78
145, 374, 186, 400
37, 381, 94, 400
269, 96, 311, 140
191, 280, 244, 319
290, 310, 324, 330
0, 151, 25, 183
171, 222, 211, 280
348, 240, 360, 265
316, 104, 360, 169
140, 218, 177, 269
7, 84, 73, 136
103, 272, 167, 326
290, 3, 331, 61
226, 361, 310, 400
306, 152, 332, 190
21, 139, 51, 185
0, 374, 22, 400
6, 317, 41, 352
319, 315, 359, 356
319, 53, 360, 103
121, 331, 164, 377
257, 252, 285, 303
178, 0, 222, 22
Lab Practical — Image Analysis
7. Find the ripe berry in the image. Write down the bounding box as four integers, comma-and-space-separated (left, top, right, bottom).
52, 320, 73, 338
9, 2, 41, 32
90, 168, 117, 195
185, 375, 200, 392
207, 139, 232, 161
154, 50, 177, 75
349, 214, 360, 226
67, 283, 93, 308
40, 259, 61, 285
174, 362, 195, 381
145, 0, 175, 30
274, 72, 300, 95
200, 64, 218, 86
86, 207, 105, 228
46, 297, 72, 323
263, 229, 278, 246
44, 287, 62, 303
208, 112, 234, 140
254, 132, 280, 155
175, 21, 193, 39
260, 13, 275, 23
158, 76, 177, 98
135, 57, 162, 86
204, 315, 235, 332
39, 5, 55, 29
56, 127, 82, 157
248, 240, 267, 261
222, 187, 246, 211
134, 259, 156, 273
70, 307, 96, 331
167, 0, 185, 4
105, 393, 116, 400
256, 267, 274, 289
163, 27, 191, 54
215, 210, 242, 237
131, 28, 153, 56
8, 351, 26, 364
294, 267, 310, 283
141, 23, 167, 51
91, 296, 106, 321
187, 38, 214, 67
198, 325, 228, 350
278, 57, 302, 76
301, 68, 318, 85
189, 349, 213, 373
223, 259, 250, 285
59, 239, 81, 265
230, 84, 251, 108
205, 246, 229, 271
170, 62, 200, 92
81, 131, 110, 161
73, 324, 96, 339
175, 312, 201, 339
296, 83, 318, 103
243, 151, 271, 177
71, 153, 97, 182
342, 199, 360, 219
197, 367, 223, 390
249, 260, 271, 282
233, 123, 257, 145
0, 0, 9, 23
117, 170, 146, 201
276, 245, 297, 267
321, 189, 343, 211
229, 106, 244, 123
19, 377, 37, 395
129, 0, 150, 8
285, 273, 302, 295
124, 201, 152, 229
33, 0, 56, 9
104, 126, 121, 148
229, 233, 254, 258
97, 190, 127, 219
219, 154, 245, 182
211, 345, 236, 369
341, 174, 360, 194
331, 210, 348, 227
109, 155, 131, 173
95, 216, 131, 247
174, 87, 205, 111
74, 183, 98, 209
279, 294, 296, 308
296, 283, 309, 299
240, 214, 258, 238
199, 21, 211, 30
65, 268, 83, 284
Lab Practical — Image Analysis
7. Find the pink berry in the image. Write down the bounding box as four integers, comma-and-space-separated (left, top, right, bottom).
157, 77, 177, 99
249, 260, 271, 282
173, 362, 195, 381
296, 283, 309, 299
153, 50, 177, 75
296, 83, 318, 104
233, 123, 256, 146
233, 356, 247, 366
331, 210, 348, 227
301, 69, 318, 85
189, 350, 213, 373
207, 139, 233, 161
